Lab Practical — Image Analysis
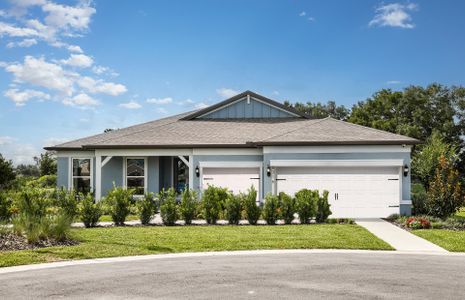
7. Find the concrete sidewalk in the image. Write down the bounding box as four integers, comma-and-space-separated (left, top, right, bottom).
356, 218, 448, 253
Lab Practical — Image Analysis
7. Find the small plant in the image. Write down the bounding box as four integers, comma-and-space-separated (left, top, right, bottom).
137, 193, 157, 225
295, 189, 317, 224
405, 216, 431, 229
225, 194, 242, 225
159, 188, 178, 226
104, 186, 134, 226
315, 190, 331, 223
201, 185, 228, 225
263, 193, 280, 225
243, 186, 261, 225
55, 188, 79, 219
279, 192, 295, 224
0, 191, 13, 222
180, 189, 198, 225
78, 194, 102, 228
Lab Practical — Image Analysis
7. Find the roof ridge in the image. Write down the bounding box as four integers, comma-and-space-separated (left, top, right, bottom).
258, 118, 328, 142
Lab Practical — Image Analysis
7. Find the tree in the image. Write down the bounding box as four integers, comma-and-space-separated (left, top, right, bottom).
285, 100, 350, 120
34, 151, 57, 176
0, 154, 16, 188
16, 164, 40, 177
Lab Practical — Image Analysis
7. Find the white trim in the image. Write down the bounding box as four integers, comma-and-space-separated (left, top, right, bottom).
401, 200, 412, 205
57, 151, 94, 158
269, 159, 405, 167
101, 156, 113, 167
193, 148, 262, 155
199, 161, 262, 168
188, 155, 193, 190
96, 155, 102, 201
124, 157, 148, 195
95, 149, 192, 157
178, 156, 189, 167
263, 145, 411, 154
70, 157, 94, 193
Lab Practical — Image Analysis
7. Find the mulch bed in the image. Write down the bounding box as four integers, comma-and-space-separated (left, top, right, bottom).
0, 233, 79, 252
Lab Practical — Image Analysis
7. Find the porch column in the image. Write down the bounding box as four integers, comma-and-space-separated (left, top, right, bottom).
188, 155, 194, 189
95, 155, 102, 201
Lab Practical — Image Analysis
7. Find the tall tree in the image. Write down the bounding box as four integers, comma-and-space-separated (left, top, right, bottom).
34, 151, 57, 176
0, 154, 16, 188
284, 100, 350, 120
16, 164, 40, 177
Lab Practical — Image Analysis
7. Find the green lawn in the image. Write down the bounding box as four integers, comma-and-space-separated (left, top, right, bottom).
413, 229, 465, 252
0, 224, 392, 267
455, 208, 465, 219
98, 214, 139, 222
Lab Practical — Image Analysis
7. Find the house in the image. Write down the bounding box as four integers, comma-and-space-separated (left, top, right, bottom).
45, 91, 419, 218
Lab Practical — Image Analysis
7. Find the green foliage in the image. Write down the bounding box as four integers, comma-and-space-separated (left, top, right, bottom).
15, 163, 39, 177
0, 153, 16, 189
78, 194, 102, 228
278, 192, 295, 224
201, 185, 228, 225
159, 188, 178, 226
295, 189, 317, 224
0, 191, 13, 222
54, 188, 79, 219
315, 190, 331, 223
242, 186, 261, 225
225, 194, 242, 225
137, 193, 157, 225
27, 175, 57, 188
34, 151, 57, 176
285, 100, 350, 120
104, 186, 134, 226
425, 156, 465, 219
262, 193, 280, 225
411, 183, 427, 215
180, 189, 198, 225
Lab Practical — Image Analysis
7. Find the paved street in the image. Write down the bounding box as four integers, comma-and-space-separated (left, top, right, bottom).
1, 251, 464, 299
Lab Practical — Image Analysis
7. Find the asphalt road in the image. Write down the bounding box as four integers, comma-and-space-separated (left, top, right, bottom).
1, 252, 465, 299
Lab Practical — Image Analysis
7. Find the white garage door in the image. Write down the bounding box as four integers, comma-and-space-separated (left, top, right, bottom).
202, 167, 260, 200
276, 167, 400, 218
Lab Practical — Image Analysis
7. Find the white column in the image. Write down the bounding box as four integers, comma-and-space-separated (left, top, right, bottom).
95, 155, 102, 201
188, 155, 194, 190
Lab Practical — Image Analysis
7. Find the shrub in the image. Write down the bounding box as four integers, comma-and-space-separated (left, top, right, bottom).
315, 190, 331, 223
137, 193, 157, 225
405, 216, 431, 229
424, 155, 465, 219
0, 191, 13, 222
243, 186, 261, 225
159, 188, 178, 226
79, 194, 102, 228
279, 192, 295, 224
48, 211, 72, 241
54, 188, 79, 219
263, 193, 280, 225
295, 189, 317, 224
411, 183, 427, 215
202, 185, 228, 224
225, 194, 242, 225
104, 186, 134, 226
180, 189, 198, 225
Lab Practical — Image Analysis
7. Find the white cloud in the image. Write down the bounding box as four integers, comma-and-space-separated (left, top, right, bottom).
76, 76, 127, 96
4, 88, 50, 106
272, 90, 279, 95
156, 107, 168, 114
299, 11, 306, 17
0, 136, 15, 145
0, 137, 39, 165
4, 56, 74, 96
42, 2, 96, 32
92, 65, 108, 74
119, 101, 142, 109
216, 88, 239, 98
0, 21, 39, 37
194, 102, 209, 109
60, 53, 93, 68
43, 137, 68, 147
369, 3, 417, 29
63, 93, 99, 108
67, 44, 83, 53
386, 80, 401, 84
6, 38, 37, 48
146, 97, 173, 105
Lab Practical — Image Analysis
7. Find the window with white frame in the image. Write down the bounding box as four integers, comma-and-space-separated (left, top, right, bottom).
126, 158, 146, 195
72, 158, 92, 194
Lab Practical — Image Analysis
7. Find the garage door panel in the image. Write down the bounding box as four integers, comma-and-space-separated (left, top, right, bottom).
202, 167, 260, 198
276, 166, 400, 218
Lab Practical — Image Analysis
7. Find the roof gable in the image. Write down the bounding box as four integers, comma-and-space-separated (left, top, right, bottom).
181, 91, 308, 120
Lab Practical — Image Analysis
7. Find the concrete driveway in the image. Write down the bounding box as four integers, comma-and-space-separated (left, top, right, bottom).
1, 251, 465, 299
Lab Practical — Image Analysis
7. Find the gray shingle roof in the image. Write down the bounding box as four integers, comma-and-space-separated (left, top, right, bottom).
46, 113, 419, 150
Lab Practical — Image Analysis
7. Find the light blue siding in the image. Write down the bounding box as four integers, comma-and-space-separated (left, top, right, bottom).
101, 156, 123, 196
200, 97, 295, 119
57, 157, 69, 189
148, 157, 160, 194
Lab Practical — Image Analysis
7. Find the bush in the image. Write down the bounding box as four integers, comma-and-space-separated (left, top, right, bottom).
104, 186, 134, 226
78, 194, 102, 228
411, 183, 427, 215
405, 216, 431, 229
243, 186, 261, 225
424, 155, 465, 219
159, 188, 178, 226
0, 191, 13, 222
263, 194, 280, 225
295, 189, 317, 224
225, 194, 242, 225
180, 189, 198, 225
54, 188, 79, 219
315, 190, 331, 223
137, 193, 157, 225
279, 192, 295, 224
202, 186, 228, 224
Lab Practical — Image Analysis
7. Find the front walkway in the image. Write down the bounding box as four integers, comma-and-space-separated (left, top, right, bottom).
356, 218, 448, 253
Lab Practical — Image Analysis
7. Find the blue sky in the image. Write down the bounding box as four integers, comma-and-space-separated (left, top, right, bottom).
0, 0, 464, 164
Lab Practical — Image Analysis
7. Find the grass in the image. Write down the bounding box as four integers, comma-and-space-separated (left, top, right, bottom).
455, 208, 465, 220
413, 229, 465, 252
98, 214, 139, 222
0, 224, 392, 267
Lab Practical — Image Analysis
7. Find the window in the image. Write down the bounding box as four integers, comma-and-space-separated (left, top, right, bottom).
173, 157, 189, 193
72, 158, 92, 194
126, 158, 146, 195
